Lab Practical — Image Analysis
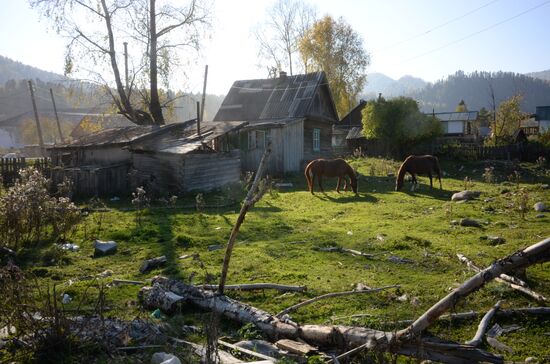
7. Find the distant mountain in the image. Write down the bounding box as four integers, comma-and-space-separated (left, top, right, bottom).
363, 72, 427, 99
526, 69, 550, 82
0, 55, 65, 84
408, 70, 550, 113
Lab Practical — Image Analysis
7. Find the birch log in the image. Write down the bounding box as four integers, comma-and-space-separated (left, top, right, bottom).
457, 253, 547, 302
397, 237, 550, 340
139, 277, 502, 363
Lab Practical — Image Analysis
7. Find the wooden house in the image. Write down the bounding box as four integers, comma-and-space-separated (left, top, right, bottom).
333, 100, 367, 155
431, 111, 479, 137
48, 120, 246, 196
213, 71, 338, 175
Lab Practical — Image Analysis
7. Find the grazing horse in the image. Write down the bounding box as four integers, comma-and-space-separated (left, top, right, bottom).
305, 159, 358, 194
395, 155, 442, 191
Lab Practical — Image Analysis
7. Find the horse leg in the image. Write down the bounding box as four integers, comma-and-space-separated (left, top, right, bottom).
344, 177, 349, 192
318, 176, 325, 193
310, 174, 315, 194
336, 177, 341, 193
429, 172, 433, 189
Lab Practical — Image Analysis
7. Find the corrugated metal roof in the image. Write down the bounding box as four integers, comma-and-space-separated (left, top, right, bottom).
214, 72, 337, 122
431, 111, 478, 122
129, 121, 247, 155
346, 127, 365, 140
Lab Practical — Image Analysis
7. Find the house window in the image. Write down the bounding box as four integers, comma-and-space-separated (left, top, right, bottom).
313, 128, 321, 152
248, 131, 256, 150
256, 130, 266, 149
248, 130, 267, 150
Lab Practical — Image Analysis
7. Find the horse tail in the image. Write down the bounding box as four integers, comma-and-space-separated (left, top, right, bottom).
304, 161, 314, 193
432, 156, 442, 189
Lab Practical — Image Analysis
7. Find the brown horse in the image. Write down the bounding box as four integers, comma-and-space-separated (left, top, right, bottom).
395, 155, 442, 191
305, 159, 358, 194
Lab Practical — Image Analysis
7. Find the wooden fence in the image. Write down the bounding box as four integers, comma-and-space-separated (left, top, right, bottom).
432, 142, 550, 162
0, 158, 51, 185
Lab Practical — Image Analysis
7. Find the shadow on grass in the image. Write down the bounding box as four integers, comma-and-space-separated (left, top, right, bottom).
316, 192, 378, 203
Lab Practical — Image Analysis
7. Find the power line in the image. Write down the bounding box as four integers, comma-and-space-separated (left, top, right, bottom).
399, 0, 550, 64
376, 0, 502, 53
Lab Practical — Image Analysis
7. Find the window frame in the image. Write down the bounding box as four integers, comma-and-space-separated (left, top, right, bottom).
313, 128, 321, 152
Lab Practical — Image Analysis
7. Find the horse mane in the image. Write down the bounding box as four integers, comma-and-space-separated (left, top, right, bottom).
396, 156, 412, 186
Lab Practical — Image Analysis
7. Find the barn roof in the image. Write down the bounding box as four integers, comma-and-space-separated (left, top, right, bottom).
346, 127, 365, 140
213, 71, 337, 123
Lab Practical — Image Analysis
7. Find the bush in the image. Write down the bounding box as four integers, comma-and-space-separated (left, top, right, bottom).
0, 168, 81, 250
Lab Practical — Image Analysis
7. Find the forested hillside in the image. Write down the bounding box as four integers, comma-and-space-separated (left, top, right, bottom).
408, 71, 550, 112
0, 55, 65, 84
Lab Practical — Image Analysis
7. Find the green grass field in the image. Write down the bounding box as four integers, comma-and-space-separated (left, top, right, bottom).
13, 157, 550, 362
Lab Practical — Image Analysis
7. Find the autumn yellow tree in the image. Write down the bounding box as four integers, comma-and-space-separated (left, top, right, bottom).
299, 15, 370, 117
491, 95, 526, 145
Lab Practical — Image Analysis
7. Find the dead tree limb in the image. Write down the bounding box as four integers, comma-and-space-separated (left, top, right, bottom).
397, 237, 550, 341
275, 285, 399, 318
218, 143, 271, 295
457, 253, 527, 287
139, 277, 502, 363
394, 307, 550, 326
465, 300, 501, 347
201, 283, 306, 293
217, 339, 277, 361
457, 253, 547, 302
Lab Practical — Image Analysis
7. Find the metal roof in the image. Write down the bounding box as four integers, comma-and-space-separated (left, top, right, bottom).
346, 127, 365, 140
129, 121, 248, 155
431, 111, 478, 122
213, 71, 337, 123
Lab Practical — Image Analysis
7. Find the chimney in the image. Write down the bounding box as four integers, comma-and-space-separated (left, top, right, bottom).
279, 71, 287, 80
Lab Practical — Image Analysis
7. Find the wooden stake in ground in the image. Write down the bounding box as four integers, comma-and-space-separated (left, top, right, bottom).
27, 80, 46, 157
218, 143, 271, 295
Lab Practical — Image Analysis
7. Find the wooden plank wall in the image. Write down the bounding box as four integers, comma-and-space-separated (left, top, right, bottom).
131, 153, 182, 195
303, 120, 332, 163
51, 164, 129, 197
182, 151, 241, 192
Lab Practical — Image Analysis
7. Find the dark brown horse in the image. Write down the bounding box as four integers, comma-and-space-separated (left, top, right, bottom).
305, 159, 358, 194
395, 155, 442, 191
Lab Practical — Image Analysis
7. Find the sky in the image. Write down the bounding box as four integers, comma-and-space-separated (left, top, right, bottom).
0, 0, 549, 95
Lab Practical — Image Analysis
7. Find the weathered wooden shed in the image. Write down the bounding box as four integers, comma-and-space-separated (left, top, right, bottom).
49, 120, 246, 196
128, 121, 246, 194
213, 71, 338, 175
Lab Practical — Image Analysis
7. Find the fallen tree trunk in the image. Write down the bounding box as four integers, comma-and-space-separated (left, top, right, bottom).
201, 283, 306, 293
139, 278, 502, 363
139, 238, 550, 364
397, 237, 550, 340
457, 253, 546, 302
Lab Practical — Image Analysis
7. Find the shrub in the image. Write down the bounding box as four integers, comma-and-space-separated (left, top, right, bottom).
0, 168, 81, 250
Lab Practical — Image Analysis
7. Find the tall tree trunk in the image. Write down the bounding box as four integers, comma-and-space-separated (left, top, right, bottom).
149, 0, 165, 125
100, 0, 145, 124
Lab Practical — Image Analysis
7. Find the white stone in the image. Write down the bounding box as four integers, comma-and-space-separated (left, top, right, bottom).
451, 190, 481, 201
534, 202, 547, 212
151, 352, 182, 364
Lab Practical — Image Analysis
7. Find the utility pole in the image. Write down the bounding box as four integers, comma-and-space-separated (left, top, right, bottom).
123, 41, 129, 93
49, 88, 65, 143
200, 65, 208, 122
196, 101, 201, 138
28, 80, 46, 157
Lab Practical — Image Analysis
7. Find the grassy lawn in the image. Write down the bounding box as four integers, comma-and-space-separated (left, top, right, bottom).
11, 157, 550, 362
